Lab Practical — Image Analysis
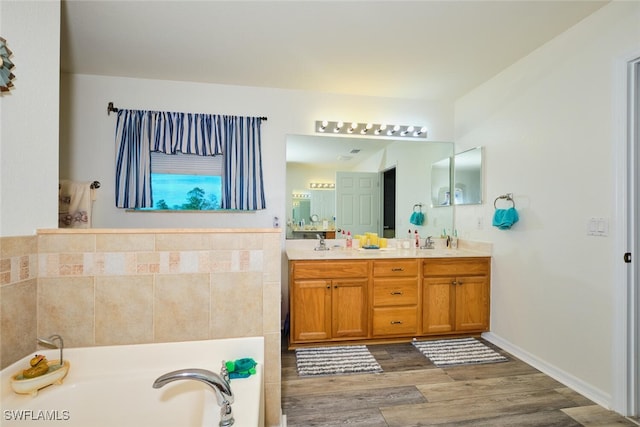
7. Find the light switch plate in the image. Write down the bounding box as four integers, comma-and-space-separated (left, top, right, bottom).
587, 217, 608, 236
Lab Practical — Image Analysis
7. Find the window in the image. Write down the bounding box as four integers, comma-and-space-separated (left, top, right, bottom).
143, 152, 222, 211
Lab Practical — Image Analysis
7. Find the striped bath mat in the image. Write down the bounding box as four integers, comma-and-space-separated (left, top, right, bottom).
412, 337, 508, 367
295, 345, 383, 376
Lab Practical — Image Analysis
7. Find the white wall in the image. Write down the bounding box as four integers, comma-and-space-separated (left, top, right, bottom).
0, 1, 60, 237
59, 73, 454, 230
454, 1, 640, 408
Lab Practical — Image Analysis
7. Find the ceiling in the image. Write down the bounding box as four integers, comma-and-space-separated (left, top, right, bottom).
61, 0, 609, 102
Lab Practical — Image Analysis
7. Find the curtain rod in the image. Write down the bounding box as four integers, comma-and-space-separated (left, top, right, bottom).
107, 102, 267, 121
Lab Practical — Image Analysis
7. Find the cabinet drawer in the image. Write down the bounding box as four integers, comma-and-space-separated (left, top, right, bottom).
373, 278, 418, 306
373, 259, 418, 277
423, 258, 489, 277
372, 307, 418, 336
292, 261, 369, 279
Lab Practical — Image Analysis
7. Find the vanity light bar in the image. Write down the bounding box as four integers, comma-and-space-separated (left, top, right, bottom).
315, 120, 427, 139
309, 182, 335, 189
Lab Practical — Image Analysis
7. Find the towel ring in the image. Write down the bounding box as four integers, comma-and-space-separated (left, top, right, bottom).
494, 194, 515, 209
413, 203, 423, 212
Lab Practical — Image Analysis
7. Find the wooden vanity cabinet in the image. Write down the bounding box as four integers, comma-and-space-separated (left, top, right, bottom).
290, 260, 369, 344
371, 259, 420, 337
422, 257, 490, 335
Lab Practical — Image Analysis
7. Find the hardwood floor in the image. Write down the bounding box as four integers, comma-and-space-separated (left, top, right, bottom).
282, 338, 637, 426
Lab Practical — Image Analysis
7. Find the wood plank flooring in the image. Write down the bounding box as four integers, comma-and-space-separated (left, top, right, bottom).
282, 338, 637, 426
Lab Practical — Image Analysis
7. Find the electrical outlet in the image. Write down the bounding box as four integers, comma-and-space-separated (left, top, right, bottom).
273, 216, 280, 228
476, 217, 483, 229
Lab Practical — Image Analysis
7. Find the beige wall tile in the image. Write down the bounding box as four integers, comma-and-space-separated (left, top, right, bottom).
263, 332, 282, 386
1, 280, 37, 369
156, 233, 213, 251
154, 273, 210, 342
38, 276, 95, 348
211, 233, 263, 250
262, 281, 281, 335
1, 235, 37, 258
96, 233, 155, 252
210, 272, 263, 338
95, 275, 154, 345
263, 381, 282, 427
38, 234, 95, 253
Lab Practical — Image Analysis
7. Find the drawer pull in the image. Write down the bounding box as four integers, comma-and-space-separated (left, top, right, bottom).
390, 321, 403, 325
390, 291, 403, 295
391, 267, 405, 272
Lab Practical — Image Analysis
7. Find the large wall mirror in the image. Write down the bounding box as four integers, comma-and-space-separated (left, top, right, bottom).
453, 146, 483, 205
286, 134, 454, 239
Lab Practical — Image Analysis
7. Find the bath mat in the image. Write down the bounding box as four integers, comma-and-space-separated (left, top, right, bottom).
295, 345, 383, 376
412, 337, 508, 367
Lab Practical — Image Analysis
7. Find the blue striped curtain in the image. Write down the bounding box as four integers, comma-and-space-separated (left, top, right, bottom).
114, 109, 265, 210
221, 116, 266, 210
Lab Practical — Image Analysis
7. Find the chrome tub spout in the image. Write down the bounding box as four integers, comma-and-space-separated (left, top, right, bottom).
153, 368, 234, 427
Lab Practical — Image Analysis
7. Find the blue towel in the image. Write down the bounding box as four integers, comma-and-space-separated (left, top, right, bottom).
492, 208, 519, 230
410, 211, 424, 226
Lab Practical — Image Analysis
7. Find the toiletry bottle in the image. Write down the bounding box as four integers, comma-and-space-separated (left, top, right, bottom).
451, 229, 458, 249
341, 229, 345, 239
346, 231, 353, 248
415, 229, 420, 248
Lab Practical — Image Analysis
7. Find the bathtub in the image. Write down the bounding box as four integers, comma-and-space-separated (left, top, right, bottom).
1, 337, 264, 427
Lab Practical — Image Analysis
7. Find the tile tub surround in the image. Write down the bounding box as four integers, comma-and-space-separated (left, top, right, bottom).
0, 235, 38, 370
1, 228, 282, 427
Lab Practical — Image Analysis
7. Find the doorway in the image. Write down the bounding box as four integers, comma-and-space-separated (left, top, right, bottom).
382, 167, 396, 238
622, 54, 640, 419
633, 56, 640, 420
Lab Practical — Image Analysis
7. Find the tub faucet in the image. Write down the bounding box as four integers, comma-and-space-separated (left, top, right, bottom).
37, 334, 64, 365
153, 368, 234, 427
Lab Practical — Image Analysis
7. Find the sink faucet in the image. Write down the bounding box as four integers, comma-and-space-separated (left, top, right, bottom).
314, 233, 328, 251
420, 236, 435, 249
153, 368, 234, 427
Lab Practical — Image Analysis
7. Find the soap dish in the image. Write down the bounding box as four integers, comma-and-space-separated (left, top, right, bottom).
10, 360, 70, 396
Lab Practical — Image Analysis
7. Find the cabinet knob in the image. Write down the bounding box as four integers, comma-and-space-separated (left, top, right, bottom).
391, 267, 404, 272
458, 281, 464, 285
451, 280, 457, 285
326, 285, 331, 289
390, 291, 403, 295
390, 321, 403, 325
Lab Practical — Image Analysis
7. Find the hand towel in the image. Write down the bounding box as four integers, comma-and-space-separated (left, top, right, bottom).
492, 207, 519, 230
410, 211, 425, 226
59, 180, 96, 228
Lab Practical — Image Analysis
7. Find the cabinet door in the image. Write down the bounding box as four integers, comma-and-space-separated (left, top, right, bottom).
455, 275, 489, 332
292, 279, 331, 342
422, 277, 455, 334
332, 278, 368, 339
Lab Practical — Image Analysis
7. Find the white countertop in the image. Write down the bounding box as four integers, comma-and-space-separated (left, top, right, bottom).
286, 238, 492, 261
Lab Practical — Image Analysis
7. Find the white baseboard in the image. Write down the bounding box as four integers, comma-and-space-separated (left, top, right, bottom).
482, 332, 612, 409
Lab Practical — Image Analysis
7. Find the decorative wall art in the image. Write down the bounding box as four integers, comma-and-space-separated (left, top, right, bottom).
0, 37, 15, 93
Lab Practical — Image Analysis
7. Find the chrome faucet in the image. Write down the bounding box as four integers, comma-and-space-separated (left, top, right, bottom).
37, 334, 64, 365
314, 233, 328, 251
420, 236, 435, 249
153, 368, 235, 427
